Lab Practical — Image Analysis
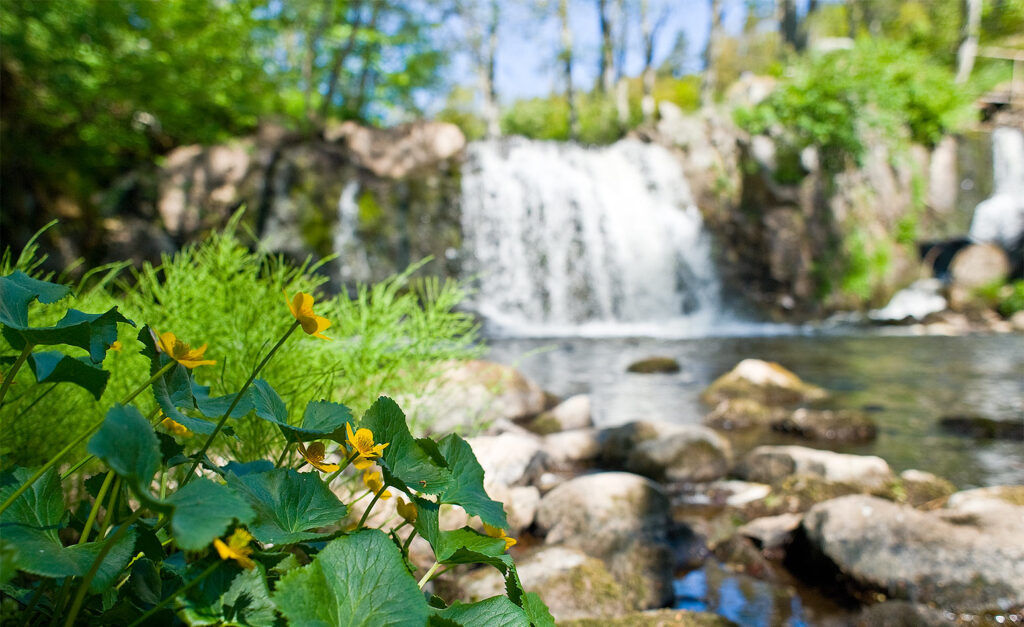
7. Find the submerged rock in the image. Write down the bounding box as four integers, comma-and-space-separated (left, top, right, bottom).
701, 359, 828, 406
627, 357, 682, 374
772, 408, 877, 443
938, 414, 1024, 440
797, 494, 1024, 611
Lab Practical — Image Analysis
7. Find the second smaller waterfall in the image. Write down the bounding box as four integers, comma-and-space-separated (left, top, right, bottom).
460, 138, 722, 336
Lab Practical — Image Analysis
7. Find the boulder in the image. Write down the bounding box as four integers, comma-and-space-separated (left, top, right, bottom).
771, 408, 877, 443
536, 472, 674, 609
446, 546, 636, 621
542, 428, 602, 467
945, 484, 1024, 510
624, 426, 732, 483
324, 120, 466, 179
948, 243, 1011, 290
703, 398, 784, 430
536, 472, 670, 554
561, 609, 739, 627
737, 512, 803, 551
739, 445, 892, 489
701, 359, 828, 406
403, 360, 547, 434
485, 484, 540, 534
465, 432, 545, 489
894, 469, 957, 507
627, 357, 681, 374
798, 494, 1024, 610
527, 394, 593, 434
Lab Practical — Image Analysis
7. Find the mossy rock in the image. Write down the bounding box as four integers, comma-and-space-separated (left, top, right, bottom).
627, 357, 681, 374
561, 609, 739, 627
701, 359, 828, 406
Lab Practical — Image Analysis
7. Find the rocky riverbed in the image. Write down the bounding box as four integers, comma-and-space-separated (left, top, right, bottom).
358, 351, 1024, 626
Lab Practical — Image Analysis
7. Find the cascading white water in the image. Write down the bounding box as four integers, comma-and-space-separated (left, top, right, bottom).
969, 126, 1024, 250
333, 181, 369, 284
460, 137, 722, 336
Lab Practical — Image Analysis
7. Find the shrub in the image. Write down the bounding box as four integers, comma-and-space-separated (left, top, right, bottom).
0, 218, 482, 465
0, 271, 551, 626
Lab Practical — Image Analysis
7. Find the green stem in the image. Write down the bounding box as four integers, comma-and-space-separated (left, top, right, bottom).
274, 442, 293, 468
78, 472, 115, 545
356, 483, 387, 530
16, 578, 50, 627
0, 362, 175, 517
47, 578, 72, 627
12, 382, 57, 422
96, 477, 122, 540
0, 342, 33, 406
324, 451, 360, 484
63, 510, 144, 627
122, 360, 176, 406
417, 561, 441, 590
181, 321, 299, 487
126, 561, 220, 627
402, 528, 418, 554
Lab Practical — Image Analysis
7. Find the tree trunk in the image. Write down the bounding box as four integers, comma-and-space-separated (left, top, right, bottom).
641, 0, 656, 121
955, 0, 982, 84
304, 0, 335, 126
350, 0, 382, 120
559, 0, 579, 140
598, 0, 615, 93
613, 0, 629, 127
482, 0, 501, 137
780, 0, 799, 50
700, 0, 723, 107
320, 0, 366, 121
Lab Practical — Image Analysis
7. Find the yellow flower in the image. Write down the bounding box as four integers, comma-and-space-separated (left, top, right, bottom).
483, 523, 517, 551
213, 528, 255, 570
286, 291, 331, 340
155, 331, 216, 369
362, 469, 392, 499
396, 497, 417, 524
345, 423, 388, 467
109, 340, 122, 352
297, 441, 341, 473
160, 417, 192, 437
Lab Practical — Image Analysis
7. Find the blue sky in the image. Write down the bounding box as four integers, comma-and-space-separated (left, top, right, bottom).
433, 0, 819, 109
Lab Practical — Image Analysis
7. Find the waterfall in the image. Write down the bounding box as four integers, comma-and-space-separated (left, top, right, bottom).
333, 181, 369, 284
460, 137, 722, 336
969, 127, 1024, 251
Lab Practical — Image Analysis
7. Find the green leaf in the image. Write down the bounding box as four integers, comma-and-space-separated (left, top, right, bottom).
360, 397, 450, 495
0, 541, 19, 586
87, 404, 163, 507
0, 470, 137, 591
165, 479, 255, 551
226, 469, 347, 545
0, 271, 70, 328
521, 592, 556, 627
3, 306, 134, 363
128, 558, 162, 606
151, 363, 227, 437
436, 434, 508, 530
250, 381, 352, 443
28, 350, 111, 400
431, 597, 530, 627
179, 563, 278, 627
273, 530, 430, 627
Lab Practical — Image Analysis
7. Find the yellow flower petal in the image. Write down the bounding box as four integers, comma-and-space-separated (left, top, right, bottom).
362, 469, 392, 499
155, 330, 216, 369
160, 417, 192, 437
345, 423, 388, 460
109, 340, 122, 352
297, 441, 340, 473
396, 497, 418, 524
286, 291, 332, 340
483, 523, 516, 552
214, 529, 255, 569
